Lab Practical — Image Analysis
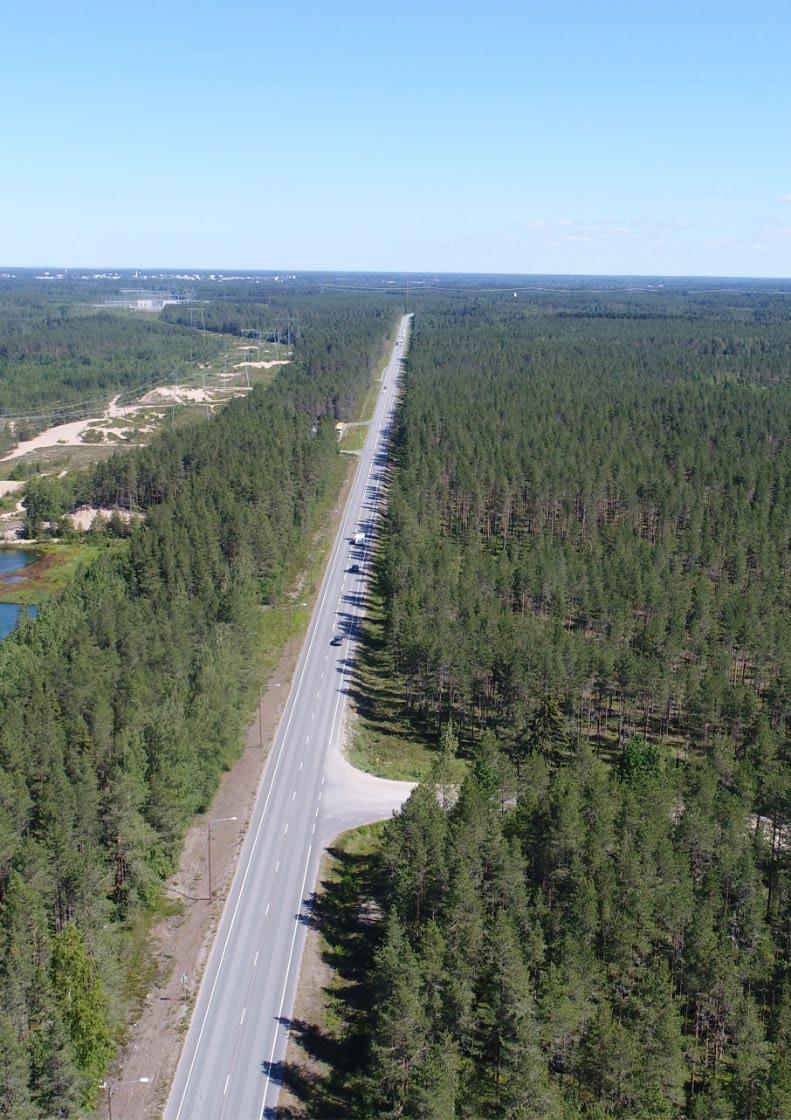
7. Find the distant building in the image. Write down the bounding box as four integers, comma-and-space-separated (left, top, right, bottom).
100, 289, 182, 312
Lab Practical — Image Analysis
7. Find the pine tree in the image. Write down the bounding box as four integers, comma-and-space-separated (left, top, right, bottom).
478, 910, 557, 1118
366, 916, 430, 1117
0, 1013, 35, 1120
526, 695, 567, 767
50, 923, 114, 1108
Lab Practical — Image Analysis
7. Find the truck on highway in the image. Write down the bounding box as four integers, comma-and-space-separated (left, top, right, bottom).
353, 531, 365, 546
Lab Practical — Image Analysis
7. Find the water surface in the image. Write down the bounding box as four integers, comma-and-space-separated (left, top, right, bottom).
0, 602, 37, 640
0, 549, 37, 576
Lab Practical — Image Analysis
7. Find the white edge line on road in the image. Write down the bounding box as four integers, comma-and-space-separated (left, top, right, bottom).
260, 843, 313, 1114
170, 490, 356, 1118
262, 346, 403, 1107
169, 319, 409, 1120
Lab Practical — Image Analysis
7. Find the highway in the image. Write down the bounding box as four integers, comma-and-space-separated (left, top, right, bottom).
164, 315, 413, 1120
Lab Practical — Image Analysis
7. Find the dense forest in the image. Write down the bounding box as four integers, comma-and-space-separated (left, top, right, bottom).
0, 293, 395, 1116
382, 293, 789, 753
161, 287, 397, 359
343, 735, 789, 1119
0, 287, 220, 422
19, 291, 394, 536
335, 290, 789, 1118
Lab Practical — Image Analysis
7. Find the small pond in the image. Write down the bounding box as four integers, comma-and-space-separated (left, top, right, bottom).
0, 550, 39, 639
0, 602, 37, 640
0, 548, 37, 577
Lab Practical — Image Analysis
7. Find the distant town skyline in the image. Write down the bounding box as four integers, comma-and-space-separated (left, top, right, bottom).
2, 0, 789, 277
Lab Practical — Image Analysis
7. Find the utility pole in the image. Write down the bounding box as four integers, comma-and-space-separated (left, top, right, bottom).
201, 369, 210, 419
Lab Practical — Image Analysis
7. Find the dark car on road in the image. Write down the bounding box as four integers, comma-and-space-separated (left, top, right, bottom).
330, 635, 343, 646
349, 563, 360, 574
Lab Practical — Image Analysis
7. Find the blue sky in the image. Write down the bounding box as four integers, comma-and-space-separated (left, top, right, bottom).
2, 0, 789, 276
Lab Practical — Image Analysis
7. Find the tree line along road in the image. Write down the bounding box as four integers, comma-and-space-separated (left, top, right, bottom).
164, 315, 414, 1120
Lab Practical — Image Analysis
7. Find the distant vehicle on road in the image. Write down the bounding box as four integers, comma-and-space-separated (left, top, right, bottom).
349, 563, 360, 574
353, 531, 365, 546
330, 635, 343, 646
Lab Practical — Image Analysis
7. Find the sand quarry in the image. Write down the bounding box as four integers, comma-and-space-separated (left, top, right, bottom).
0, 351, 290, 465
0, 374, 274, 464
0, 367, 279, 537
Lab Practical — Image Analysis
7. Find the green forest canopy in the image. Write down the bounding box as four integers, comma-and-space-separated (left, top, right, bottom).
337, 288, 790, 1120
0, 294, 221, 418
381, 292, 789, 757
0, 290, 397, 1116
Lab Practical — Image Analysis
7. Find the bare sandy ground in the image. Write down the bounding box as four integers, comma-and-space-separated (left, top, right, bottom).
69, 506, 135, 531
1, 417, 100, 461
0, 480, 24, 498
0, 396, 142, 462
138, 383, 250, 407
0, 369, 258, 462
234, 358, 290, 370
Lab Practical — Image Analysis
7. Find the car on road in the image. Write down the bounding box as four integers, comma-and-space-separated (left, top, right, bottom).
349, 563, 360, 573
330, 635, 343, 646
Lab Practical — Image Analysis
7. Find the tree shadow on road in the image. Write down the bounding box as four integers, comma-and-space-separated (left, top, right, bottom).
275, 835, 385, 1118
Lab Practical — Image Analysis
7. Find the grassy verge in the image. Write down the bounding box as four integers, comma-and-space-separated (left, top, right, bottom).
0, 540, 126, 605
338, 424, 369, 453
252, 454, 352, 683
357, 322, 396, 424
280, 823, 386, 1119
117, 892, 184, 1022
346, 577, 467, 783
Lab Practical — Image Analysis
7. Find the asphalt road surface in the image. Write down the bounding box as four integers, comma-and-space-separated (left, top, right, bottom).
165, 315, 413, 1120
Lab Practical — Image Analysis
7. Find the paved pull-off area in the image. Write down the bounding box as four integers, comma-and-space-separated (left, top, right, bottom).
164, 317, 415, 1120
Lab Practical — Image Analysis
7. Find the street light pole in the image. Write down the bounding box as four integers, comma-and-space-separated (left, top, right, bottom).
101, 1076, 150, 1120
207, 816, 238, 901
